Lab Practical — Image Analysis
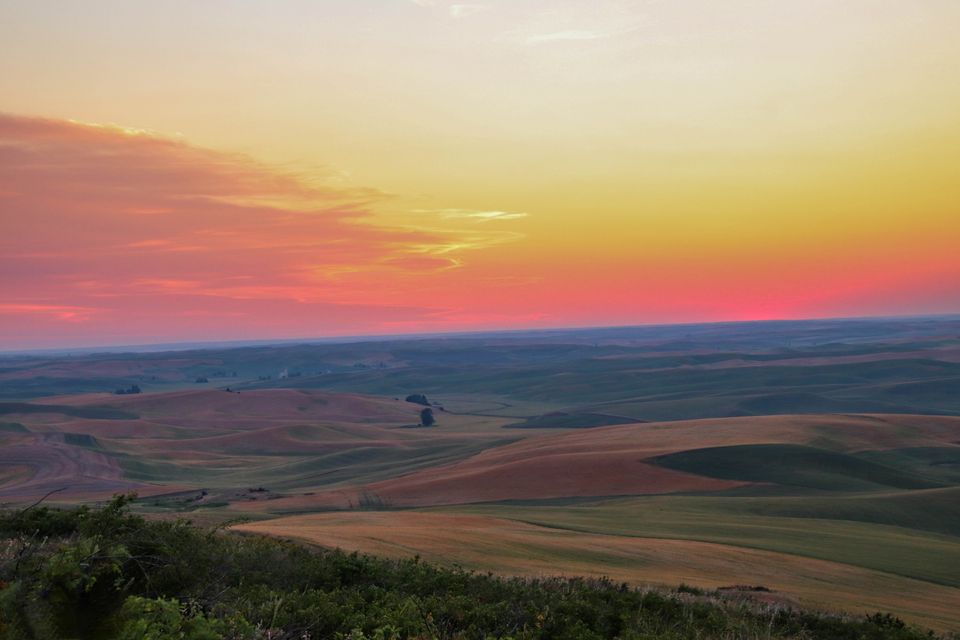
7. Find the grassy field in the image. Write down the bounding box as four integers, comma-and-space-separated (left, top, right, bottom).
228, 409, 960, 630
437, 496, 960, 587
4, 319, 960, 421
228, 412, 960, 511
0, 388, 527, 503
235, 510, 960, 632
3, 392, 958, 631
3, 318, 960, 632
650, 443, 943, 491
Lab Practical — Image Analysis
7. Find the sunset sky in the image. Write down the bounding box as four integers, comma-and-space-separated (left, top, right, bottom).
2, 0, 959, 349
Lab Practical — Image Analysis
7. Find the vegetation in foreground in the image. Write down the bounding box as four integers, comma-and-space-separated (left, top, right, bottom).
0, 496, 946, 640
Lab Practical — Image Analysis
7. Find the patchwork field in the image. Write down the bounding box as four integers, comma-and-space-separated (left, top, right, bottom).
227, 412, 960, 630
2, 318, 959, 632
241, 412, 960, 511
0, 388, 527, 504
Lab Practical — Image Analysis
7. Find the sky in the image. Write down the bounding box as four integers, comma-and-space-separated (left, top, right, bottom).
1, 0, 959, 349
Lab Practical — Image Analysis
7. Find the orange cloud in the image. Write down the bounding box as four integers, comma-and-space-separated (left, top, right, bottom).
0, 114, 451, 347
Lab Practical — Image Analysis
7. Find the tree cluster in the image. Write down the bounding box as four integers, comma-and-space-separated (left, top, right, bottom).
404, 394, 430, 406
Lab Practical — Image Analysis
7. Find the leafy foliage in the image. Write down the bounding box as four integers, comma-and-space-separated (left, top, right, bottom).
420, 408, 436, 427
0, 497, 944, 639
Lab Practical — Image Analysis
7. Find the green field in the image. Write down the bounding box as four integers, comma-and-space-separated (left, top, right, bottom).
437, 491, 960, 588
651, 443, 944, 491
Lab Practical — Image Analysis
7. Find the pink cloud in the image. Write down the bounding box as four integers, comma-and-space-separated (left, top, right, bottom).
0, 113, 447, 348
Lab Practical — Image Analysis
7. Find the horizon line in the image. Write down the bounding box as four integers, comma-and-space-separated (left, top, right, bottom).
2, 311, 958, 357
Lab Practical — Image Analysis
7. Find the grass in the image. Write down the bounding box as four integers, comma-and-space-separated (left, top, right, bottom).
650, 444, 943, 491
439, 494, 960, 588
249, 357, 960, 406
108, 421, 522, 493
504, 412, 638, 429
5, 318, 960, 419
115, 454, 225, 483
859, 447, 960, 484
0, 402, 139, 420
238, 509, 960, 632
251, 436, 522, 490
620, 487, 960, 537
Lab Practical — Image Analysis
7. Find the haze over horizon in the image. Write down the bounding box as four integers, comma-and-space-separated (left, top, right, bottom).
2, 1, 959, 349
3, 312, 959, 355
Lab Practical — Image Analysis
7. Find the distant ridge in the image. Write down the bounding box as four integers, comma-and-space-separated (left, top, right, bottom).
3, 313, 959, 355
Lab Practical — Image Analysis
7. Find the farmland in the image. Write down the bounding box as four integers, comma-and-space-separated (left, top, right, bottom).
2, 317, 960, 632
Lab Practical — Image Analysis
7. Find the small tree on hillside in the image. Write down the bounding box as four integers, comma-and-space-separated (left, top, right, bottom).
419, 408, 436, 427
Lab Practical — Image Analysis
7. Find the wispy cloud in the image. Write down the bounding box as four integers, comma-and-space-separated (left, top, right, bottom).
508, 5, 646, 48
398, 227, 525, 271
450, 4, 489, 19
414, 208, 528, 222
385, 208, 529, 275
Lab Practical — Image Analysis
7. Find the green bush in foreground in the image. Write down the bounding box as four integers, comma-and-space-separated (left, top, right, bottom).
0, 495, 944, 639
